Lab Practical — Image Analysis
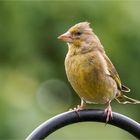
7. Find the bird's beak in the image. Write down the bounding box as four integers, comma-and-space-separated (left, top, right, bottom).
58, 32, 73, 43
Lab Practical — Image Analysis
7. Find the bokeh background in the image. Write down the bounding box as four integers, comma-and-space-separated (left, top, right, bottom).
0, 0, 140, 139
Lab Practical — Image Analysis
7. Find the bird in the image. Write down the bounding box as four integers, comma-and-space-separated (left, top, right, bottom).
58, 22, 140, 122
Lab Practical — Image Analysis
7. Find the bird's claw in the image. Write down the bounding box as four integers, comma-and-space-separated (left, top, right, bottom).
69, 105, 83, 111
104, 105, 113, 123
69, 105, 83, 117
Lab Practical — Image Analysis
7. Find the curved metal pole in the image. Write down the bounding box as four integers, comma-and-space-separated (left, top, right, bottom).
26, 109, 140, 140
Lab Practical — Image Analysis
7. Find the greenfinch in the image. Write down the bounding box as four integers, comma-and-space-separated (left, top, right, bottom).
58, 22, 140, 122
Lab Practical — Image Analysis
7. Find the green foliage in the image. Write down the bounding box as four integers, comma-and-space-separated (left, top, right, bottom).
0, 1, 140, 139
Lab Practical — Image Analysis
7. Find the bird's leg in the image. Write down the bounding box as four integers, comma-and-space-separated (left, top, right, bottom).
74, 99, 86, 111
72, 99, 86, 117
70, 99, 86, 111
104, 101, 113, 123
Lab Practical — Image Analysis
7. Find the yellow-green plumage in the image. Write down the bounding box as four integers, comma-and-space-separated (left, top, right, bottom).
65, 49, 117, 104
58, 22, 140, 112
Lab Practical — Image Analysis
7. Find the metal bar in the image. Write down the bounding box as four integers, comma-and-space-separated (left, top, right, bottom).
26, 109, 140, 140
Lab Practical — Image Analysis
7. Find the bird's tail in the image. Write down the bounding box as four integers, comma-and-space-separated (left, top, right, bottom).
115, 95, 140, 104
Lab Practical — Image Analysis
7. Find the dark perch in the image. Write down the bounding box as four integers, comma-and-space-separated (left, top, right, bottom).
26, 109, 140, 140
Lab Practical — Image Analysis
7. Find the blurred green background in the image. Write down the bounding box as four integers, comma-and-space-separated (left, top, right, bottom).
0, 0, 140, 139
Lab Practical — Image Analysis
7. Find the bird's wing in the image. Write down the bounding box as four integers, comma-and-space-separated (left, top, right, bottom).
103, 53, 130, 92
103, 53, 122, 90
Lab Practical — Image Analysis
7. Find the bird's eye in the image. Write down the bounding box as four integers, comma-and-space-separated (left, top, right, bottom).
74, 31, 82, 36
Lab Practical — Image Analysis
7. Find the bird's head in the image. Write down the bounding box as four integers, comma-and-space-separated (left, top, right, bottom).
58, 22, 94, 47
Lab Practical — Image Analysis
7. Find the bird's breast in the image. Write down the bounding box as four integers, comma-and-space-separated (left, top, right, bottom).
65, 51, 117, 104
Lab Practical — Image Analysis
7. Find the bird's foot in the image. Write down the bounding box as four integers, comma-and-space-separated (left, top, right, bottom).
74, 105, 84, 111
69, 100, 86, 117
69, 105, 83, 117
69, 104, 83, 111
69, 99, 86, 111
104, 104, 113, 123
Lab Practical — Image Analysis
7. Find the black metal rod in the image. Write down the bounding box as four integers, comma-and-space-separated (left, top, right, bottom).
26, 109, 140, 140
